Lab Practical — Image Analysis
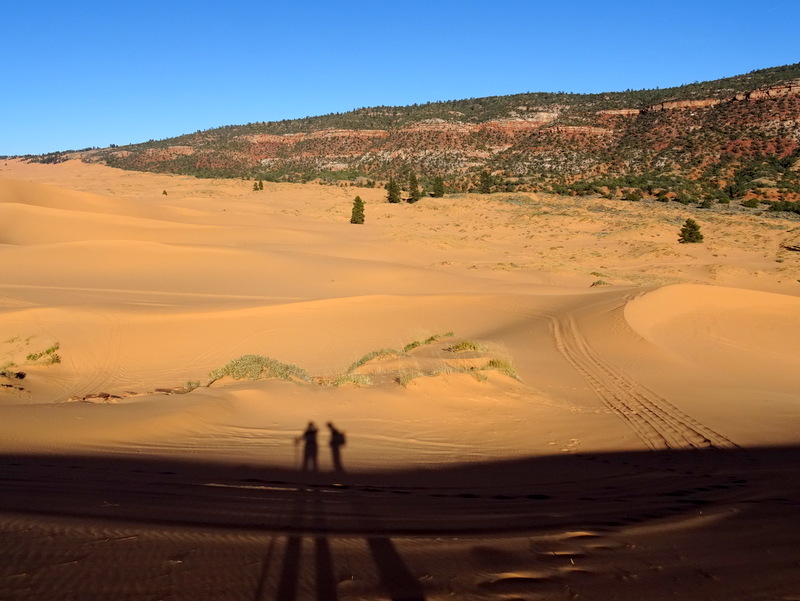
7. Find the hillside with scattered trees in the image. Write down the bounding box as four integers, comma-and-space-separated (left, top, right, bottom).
34, 63, 800, 209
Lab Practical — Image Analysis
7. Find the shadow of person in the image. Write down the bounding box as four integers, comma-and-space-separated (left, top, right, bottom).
327, 422, 346, 473
297, 421, 319, 472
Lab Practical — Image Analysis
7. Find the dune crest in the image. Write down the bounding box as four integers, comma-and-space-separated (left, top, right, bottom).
625, 284, 800, 369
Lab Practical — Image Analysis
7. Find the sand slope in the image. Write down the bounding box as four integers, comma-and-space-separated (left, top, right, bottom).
1, 159, 799, 600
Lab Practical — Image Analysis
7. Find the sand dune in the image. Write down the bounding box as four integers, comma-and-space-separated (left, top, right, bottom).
1, 158, 799, 600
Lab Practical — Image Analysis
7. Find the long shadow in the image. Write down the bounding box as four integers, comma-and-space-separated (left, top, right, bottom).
0, 446, 798, 535
275, 492, 306, 601
2, 447, 800, 600
367, 537, 426, 601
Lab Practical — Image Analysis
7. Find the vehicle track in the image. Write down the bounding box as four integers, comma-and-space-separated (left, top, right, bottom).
549, 313, 737, 451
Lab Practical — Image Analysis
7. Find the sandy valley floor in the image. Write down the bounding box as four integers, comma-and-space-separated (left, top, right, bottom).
1, 158, 799, 600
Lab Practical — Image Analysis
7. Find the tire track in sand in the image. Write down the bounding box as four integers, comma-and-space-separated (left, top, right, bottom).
550, 314, 737, 451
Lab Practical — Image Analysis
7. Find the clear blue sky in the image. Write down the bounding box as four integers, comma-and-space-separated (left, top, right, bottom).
2, 0, 798, 155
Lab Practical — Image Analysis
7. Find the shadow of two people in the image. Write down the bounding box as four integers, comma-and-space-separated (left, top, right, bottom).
298, 421, 346, 473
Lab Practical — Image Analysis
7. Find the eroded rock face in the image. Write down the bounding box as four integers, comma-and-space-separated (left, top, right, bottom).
735, 81, 800, 101
644, 98, 724, 112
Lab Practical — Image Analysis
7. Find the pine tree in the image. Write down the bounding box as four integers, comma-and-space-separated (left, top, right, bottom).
432, 176, 445, 198
479, 171, 493, 194
253, 181, 259, 191
350, 195, 365, 224
386, 177, 401, 203
408, 172, 422, 203
258, 180, 264, 191
678, 218, 704, 243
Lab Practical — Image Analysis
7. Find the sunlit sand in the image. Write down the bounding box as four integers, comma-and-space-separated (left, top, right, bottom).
1, 158, 799, 600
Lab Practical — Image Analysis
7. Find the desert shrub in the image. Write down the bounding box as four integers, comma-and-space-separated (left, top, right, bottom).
446, 341, 482, 353
331, 373, 372, 387
396, 371, 423, 387
208, 354, 310, 384
26, 343, 61, 365
0, 364, 25, 379
484, 358, 520, 380
346, 348, 402, 373
472, 371, 489, 383
178, 381, 201, 393
769, 201, 800, 214
741, 198, 759, 208
590, 279, 610, 287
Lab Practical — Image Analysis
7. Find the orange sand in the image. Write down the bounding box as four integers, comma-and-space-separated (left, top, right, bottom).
1, 158, 799, 600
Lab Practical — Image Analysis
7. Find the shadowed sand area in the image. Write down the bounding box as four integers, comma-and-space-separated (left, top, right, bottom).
1, 159, 799, 600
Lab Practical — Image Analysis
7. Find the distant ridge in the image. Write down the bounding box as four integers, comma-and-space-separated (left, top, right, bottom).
42, 63, 800, 204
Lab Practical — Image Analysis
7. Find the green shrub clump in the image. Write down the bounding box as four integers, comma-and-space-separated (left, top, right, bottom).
208, 355, 310, 384
447, 341, 482, 353
678, 218, 704, 243
26, 343, 61, 365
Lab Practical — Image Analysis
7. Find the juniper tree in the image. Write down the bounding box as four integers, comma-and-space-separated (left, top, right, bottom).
386, 177, 401, 203
678, 218, 704, 243
479, 171, 493, 194
408, 172, 422, 203
432, 176, 445, 198
350, 195, 365, 224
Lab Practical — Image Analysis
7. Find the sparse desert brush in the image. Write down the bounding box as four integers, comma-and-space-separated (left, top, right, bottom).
396, 370, 423, 387
484, 358, 520, 380
404, 332, 453, 353
26, 343, 61, 365
331, 373, 372, 387
472, 370, 489, 382
346, 348, 402, 373
177, 381, 201, 393
402, 340, 422, 352
208, 354, 310, 384
349, 333, 453, 372
590, 279, 610, 287
446, 340, 483, 353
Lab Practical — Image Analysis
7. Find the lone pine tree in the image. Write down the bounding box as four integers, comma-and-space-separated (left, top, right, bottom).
678, 218, 704, 243
479, 171, 493, 194
386, 177, 401, 203
408, 172, 422, 203
431, 176, 445, 198
350, 195, 365, 224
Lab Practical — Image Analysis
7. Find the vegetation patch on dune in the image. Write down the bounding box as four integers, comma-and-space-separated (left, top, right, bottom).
325, 373, 373, 387
26, 343, 61, 365
446, 340, 484, 353
207, 354, 311, 384
483, 358, 520, 380
190, 332, 519, 393
346, 348, 404, 374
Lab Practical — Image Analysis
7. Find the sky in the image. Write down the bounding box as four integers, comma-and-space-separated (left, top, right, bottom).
2, 0, 799, 156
